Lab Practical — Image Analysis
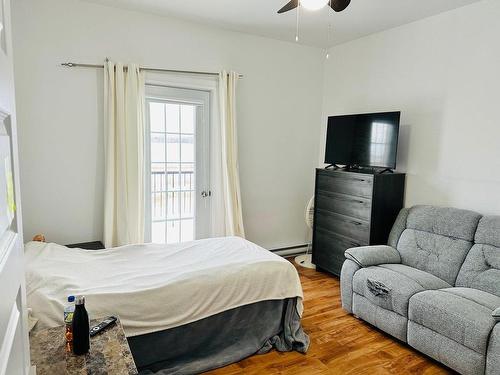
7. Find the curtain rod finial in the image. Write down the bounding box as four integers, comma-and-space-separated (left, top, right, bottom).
61, 62, 75, 67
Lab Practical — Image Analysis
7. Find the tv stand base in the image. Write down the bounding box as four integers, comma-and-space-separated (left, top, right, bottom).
324, 165, 395, 174
378, 168, 394, 174
325, 164, 348, 170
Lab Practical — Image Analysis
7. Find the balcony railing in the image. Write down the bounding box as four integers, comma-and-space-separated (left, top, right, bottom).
151, 170, 195, 221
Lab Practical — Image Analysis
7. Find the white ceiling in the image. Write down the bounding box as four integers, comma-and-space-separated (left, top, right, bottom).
85, 0, 483, 48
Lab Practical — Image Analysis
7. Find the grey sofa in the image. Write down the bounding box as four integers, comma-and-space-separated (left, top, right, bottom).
340, 205, 500, 375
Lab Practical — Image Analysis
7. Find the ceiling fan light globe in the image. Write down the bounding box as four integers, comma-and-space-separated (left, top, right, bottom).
300, 0, 329, 11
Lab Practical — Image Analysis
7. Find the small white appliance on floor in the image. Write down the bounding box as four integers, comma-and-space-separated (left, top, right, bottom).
295, 196, 316, 269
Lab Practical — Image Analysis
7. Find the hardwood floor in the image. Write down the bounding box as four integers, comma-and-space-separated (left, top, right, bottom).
207, 261, 454, 375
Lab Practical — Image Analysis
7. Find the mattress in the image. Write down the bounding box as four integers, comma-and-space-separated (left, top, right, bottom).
24, 236, 304, 337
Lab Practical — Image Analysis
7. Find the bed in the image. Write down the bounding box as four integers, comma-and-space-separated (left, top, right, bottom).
24, 236, 309, 374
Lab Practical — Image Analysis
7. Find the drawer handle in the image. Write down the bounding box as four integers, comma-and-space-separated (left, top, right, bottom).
320, 192, 365, 205
317, 210, 365, 226
348, 178, 367, 183
338, 196, 365, 204
326, 175, 368, 183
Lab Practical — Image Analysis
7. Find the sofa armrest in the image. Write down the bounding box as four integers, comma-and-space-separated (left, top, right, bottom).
340, 259, 361, 314
493, 308, 500, 322
344, 245, 401, 267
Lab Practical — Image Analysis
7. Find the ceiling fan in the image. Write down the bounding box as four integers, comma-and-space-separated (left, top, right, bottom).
278, 0, 351, 13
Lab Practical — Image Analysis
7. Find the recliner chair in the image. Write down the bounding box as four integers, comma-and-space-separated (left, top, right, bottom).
340, 205, 500, 375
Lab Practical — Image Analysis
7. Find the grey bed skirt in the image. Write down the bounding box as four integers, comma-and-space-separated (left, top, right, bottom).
128, 298, 309, 374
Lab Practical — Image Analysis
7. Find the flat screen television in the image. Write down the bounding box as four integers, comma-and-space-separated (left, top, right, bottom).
325, 111, 401, 169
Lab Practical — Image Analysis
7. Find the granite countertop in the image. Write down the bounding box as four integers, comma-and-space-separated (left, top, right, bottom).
30, 317, 137, 375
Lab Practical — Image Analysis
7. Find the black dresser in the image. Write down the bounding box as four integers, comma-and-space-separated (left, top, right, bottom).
312, 168, 405, 276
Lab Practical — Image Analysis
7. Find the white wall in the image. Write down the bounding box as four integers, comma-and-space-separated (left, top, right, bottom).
12, 0, 324, 248
322, 0, 500, 214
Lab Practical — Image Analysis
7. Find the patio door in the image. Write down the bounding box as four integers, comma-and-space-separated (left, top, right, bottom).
145, 86, 211, 244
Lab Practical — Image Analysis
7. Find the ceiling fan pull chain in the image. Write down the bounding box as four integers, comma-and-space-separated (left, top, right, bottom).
325, 1, 332, 58
295, 4, 300, 42
326, 21, 332, 59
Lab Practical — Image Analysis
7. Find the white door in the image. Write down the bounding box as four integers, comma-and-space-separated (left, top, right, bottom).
0, 1, 30, 373
145, 86, 211, 244
0, 192, 29, 375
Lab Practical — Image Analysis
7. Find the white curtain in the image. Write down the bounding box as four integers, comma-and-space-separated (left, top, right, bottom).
103, 61, 145, 248
218, 71, 245, 237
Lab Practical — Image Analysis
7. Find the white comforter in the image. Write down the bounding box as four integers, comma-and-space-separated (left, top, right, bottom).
25, 237, 303, 337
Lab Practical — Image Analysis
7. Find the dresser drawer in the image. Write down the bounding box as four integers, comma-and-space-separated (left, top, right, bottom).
316, 190, 372, 221
317, 173, 373, 198
315, 209, 370, 243
313, 228, 362, 276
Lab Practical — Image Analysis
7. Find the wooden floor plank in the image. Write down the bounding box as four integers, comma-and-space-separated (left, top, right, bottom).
207, 261, 454, 375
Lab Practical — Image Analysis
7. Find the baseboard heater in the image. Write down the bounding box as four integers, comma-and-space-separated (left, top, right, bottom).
270, 244, 308, 257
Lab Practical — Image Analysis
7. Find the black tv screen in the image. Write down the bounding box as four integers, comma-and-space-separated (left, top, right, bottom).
325, 111, 401, 169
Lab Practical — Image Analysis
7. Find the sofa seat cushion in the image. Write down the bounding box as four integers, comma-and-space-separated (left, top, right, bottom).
352, 264, 451, 317
409, 288, 500, 354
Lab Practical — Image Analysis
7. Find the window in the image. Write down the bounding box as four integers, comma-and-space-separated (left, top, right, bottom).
145, 86, 210, 244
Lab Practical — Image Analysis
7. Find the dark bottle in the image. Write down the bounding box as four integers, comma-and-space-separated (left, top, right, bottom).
72, 295, 90, 355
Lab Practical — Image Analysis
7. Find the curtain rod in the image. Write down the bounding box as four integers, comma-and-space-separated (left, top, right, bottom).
60, 62, 243, 79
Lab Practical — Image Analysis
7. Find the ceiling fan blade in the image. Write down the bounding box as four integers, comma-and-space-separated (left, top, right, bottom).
278, 0, 299, 14
329, 0, 351, 12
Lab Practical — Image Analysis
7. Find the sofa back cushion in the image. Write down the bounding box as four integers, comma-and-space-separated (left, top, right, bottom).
396, 206, 481, 285
456, 216, 500, 297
